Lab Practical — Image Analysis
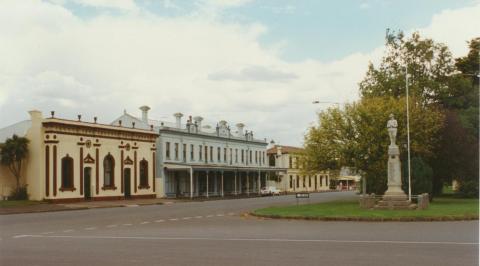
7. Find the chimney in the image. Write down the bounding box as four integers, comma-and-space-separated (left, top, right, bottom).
174, 112, 183, 128
139, 105, 150, 123
193, 116, 203, 131
277, 146, 282, 156
29, 110, 43, 126
236, 123, 245, 137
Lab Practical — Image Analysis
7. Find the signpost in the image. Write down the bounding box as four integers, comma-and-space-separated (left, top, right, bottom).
295, 193, 310, 206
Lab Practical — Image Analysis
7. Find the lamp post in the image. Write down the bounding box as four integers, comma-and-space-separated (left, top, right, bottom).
405, 66, 412, 202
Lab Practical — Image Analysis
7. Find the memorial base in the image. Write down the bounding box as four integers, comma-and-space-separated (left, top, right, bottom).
375, 191, 417, 210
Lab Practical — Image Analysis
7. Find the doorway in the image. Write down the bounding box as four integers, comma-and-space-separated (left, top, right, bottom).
84, 167, 92, 200
124, 168, 131, 199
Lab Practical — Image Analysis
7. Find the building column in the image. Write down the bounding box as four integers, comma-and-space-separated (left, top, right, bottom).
234, 171, 237, 195
195, 171, 199, 196
246, 171, 250, 196
214, 171, 218, 195
190, 168, 193, 199
257, 170, 261, 193
206, 171, 209, 198
221, 171, 224, 197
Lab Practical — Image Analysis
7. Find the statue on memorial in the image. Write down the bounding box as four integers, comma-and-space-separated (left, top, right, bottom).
387, 114, 398, 146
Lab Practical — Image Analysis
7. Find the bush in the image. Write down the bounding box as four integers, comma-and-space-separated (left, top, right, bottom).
457, 179, 479, 198
9, 185, 29, 200
402, 157, 433, 195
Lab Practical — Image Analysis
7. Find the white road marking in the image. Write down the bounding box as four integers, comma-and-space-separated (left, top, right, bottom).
194, 216, 203, 219
182, 217, 192, 220
206, 215, 214, 218
41, 232, 54, 235
154, 220, 165, 223
106, 225, 118, 228
140, 221, 150, 225
15, 235, 479, 246
63, 229, 74, 233
169, 218, 178, 221
84, 227, 96, 230
125, 205, 139, 207
122, 224, 133, 226
216, 214, 224, 217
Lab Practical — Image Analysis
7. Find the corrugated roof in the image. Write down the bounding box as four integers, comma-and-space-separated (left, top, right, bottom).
0, 120, 32, 143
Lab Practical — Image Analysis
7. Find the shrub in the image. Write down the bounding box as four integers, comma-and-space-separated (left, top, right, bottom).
457, 179, 479, 198
9, 185, 29, 200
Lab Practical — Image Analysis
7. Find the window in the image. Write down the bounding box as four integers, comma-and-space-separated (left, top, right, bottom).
210, 146, 213, 162
255, 151, 257, 164
103, 154, 115, 188
320, 176, 323, 186
190, 144, 194, 161
182, 144, 187, 162
199, 145, 202, 160
235, 149, 238, 163
217, 147, 221, 162
174, 143, 179, 159
303, 176, 306, 188
204, 146, 208, 162
224, 148, 227, 162
309, 176, 312, 187
269, 154, 275, 167
289, 156, 292, 168
249, 150, 252, 163
61, 155, 74, 190
165, 142, 170, 159
263, 152, 265, 165
289, 175, 293, 189
241, 150, 244, 163
296, 176, 299, 188
139, 159, 149, 188
229, 148, 232, 164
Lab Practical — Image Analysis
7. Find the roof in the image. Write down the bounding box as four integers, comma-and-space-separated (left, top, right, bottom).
267, 145, 304, 155
0, 120, 32, 143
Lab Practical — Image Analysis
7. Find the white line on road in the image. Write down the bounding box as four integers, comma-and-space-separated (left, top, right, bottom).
106, 225, 117, 228
194, 216, 203, 219
206, 215, 214, 218
140, 221, 151, 225
182, 217, 192, 220
154, 220, 165, 223
122, 224, 133, 226
40, 232, 54, 235
63, 229, 74, 233
84, 227, 96, 230
169, 218, 178, 221
14, 235, 479, 246
216, 214, 224, 217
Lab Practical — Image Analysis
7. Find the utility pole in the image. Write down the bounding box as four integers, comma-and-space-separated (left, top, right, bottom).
406, 66, 412, 201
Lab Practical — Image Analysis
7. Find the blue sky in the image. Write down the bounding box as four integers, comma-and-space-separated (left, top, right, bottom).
65, 0, 477, 62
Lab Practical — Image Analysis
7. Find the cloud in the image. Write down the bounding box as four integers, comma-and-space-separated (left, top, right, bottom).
71, 0, 138, 11
208, 66, 298, 82
0, 0, 478, 147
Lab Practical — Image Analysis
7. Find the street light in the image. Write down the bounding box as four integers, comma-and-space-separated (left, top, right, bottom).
405, 66, 412, 202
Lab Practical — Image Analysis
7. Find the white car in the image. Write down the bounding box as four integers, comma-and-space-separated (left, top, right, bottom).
260, 186, 281, 196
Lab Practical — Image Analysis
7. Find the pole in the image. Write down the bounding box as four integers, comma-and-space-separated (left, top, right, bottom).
190, 168, 193, 199
406, 65, 412, 202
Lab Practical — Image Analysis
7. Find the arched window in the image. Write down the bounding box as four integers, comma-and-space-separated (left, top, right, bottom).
139, 159, 149, 188
103, 154, 115, 188
61, 155, 74, 190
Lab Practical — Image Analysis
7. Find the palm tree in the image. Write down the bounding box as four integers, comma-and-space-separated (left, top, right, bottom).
0, 134, 29, 193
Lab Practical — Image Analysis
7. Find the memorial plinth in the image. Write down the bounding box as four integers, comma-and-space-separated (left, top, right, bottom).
375, 114, 416, 210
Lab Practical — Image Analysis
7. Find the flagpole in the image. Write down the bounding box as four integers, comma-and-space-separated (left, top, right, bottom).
406, 66, 412, 201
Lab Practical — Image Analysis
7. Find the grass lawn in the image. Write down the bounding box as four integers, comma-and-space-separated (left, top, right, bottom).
0, 200, 44, 208
253, 197, 479, 221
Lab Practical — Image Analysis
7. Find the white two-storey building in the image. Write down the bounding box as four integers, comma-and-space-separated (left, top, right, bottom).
113, 106, 285, 198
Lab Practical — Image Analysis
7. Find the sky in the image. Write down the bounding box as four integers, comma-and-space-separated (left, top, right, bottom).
0, 0, 479, 146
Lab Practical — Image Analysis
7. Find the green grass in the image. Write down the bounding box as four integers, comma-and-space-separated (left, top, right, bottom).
0, 200, 44, 208
253, 198, 479, 220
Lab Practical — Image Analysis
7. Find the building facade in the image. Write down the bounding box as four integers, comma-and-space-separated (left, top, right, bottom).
267, 145, 330, 192
113, 107, 285, 198
0, 110, 158, 201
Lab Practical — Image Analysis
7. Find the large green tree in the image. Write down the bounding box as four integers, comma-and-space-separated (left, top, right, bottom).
0, 134, 29, 193
303, 97, 443, 195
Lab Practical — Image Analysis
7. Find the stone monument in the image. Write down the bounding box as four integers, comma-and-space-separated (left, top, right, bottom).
376, 114, 415, 209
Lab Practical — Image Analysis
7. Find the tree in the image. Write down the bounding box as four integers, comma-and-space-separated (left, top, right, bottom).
0, 134, 29, 194
303, 97, 443, 195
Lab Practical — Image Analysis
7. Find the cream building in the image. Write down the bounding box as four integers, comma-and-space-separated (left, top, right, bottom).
267, 145, 330, 192
0, 110, 158, 202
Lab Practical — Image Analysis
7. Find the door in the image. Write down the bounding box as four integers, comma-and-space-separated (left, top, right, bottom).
84, 167, 91, 200
124, 168, 131, 199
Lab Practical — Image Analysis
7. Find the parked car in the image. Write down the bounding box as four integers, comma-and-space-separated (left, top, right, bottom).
260, 186, 281, 196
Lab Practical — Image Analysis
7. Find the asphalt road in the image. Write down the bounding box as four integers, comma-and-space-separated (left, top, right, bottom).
1, 191, 478, 266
